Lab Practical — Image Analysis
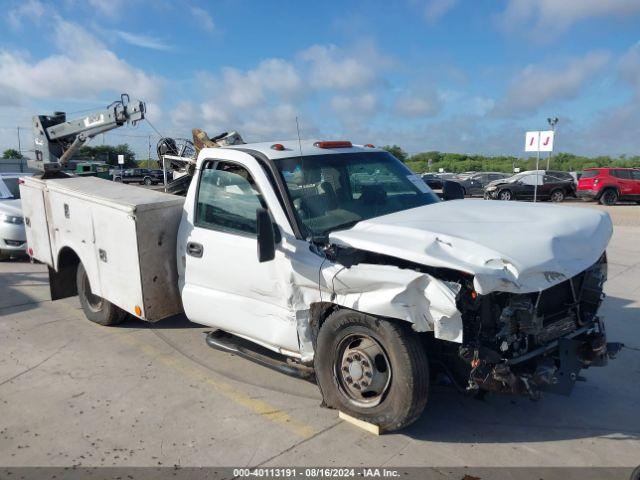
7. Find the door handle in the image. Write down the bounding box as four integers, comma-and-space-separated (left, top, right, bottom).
187, 242, 203, 258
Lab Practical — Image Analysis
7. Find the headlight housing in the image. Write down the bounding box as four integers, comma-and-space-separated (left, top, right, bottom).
0, 213, 23, 225
485, 186, 497, 191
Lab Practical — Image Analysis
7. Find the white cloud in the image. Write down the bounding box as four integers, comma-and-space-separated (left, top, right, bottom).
7, 0, 45, 29
114, 31, 173, 51
87, 0, 126, 18
394, 88, 442, 117
330, 93, 377, 114
220, 58, 302, 109
190, 6, 215, 32
493, 51, 610, 115
424, 0, 457, 23
496, 0, 640, 36
299, 43, 390, 90
0, 20, 162, 102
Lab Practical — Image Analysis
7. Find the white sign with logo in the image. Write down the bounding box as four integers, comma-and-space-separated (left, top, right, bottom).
117, 154, 125, 165
525, 130, 555, 152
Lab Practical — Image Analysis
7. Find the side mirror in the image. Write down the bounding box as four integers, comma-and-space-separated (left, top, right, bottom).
442, 180, 465, 201
257, 208, 276, 262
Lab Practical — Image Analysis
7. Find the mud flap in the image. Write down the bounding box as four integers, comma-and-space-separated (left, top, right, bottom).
545, 338, 583, 395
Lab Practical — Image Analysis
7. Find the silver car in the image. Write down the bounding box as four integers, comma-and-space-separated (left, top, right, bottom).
0, 173, 32, 260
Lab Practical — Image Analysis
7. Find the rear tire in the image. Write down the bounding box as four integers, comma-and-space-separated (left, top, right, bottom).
599, 189, 618, 206
76, 263, 126, 326
314, 309, 429, 432
550, 189, 565, 203
113, 177, 122, 182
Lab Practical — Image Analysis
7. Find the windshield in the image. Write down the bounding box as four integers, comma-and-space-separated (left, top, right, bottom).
0, 178, 20, 199
275, 152, 440, 237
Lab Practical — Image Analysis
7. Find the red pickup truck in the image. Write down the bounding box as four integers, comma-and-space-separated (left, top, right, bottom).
577, 167, 640, 205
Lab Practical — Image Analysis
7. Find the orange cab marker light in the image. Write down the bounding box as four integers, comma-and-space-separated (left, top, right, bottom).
271, 143, 285, 151
134, 305, 142, 317
364, 143, 375, 148
314, 141, 352, 149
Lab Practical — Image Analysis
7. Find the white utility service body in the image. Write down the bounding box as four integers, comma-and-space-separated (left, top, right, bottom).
21, 176, 184, 320
21, 140, 617, 432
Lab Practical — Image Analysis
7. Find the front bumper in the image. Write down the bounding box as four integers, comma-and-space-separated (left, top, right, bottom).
467, 318, 621, 398
0, 223, 27, 254
484, 189, 499, 199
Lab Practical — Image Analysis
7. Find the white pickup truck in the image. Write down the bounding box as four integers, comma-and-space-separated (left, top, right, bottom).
20, 140, 619, 432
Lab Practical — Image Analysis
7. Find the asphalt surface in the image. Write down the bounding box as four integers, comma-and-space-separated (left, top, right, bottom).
0, 202, 639, 469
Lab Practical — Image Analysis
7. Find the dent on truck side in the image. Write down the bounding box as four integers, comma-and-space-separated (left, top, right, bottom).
281, 244, 465, 362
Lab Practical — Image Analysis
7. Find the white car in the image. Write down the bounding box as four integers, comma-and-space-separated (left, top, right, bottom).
0, 173, 32, 260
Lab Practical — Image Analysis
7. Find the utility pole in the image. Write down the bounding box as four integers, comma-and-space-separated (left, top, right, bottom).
148, 135, 151, 169
17, 126, 23, 172
547, 117, 558, 170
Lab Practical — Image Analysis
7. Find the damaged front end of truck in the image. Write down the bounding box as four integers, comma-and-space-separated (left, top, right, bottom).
320, 247, 622, 400
443, 253, 622, 399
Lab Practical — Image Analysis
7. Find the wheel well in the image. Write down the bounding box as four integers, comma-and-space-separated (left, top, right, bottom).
309, 302, 340, 346
50, 247, 80, 300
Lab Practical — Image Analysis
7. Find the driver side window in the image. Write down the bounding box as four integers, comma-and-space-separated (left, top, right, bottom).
195, 161, 265, 237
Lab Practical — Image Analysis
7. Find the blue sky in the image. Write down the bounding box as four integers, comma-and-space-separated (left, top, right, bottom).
1, 0, 639, 159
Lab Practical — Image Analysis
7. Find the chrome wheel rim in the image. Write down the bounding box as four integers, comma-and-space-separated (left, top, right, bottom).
499, 191, 511, 200
335, 334, 391, 408
551, 191, 563, 202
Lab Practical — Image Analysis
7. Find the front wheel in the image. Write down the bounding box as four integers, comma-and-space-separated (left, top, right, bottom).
498, 189, 512, 201
76, 263, 126, 326
143, 177, 153, 186
314, 310, 429, 432
550, 189, 565, 203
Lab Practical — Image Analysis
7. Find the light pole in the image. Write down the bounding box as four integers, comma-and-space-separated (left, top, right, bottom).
546, 117, 558, 170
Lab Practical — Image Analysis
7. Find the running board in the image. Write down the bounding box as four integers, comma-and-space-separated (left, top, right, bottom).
204, 331, 315, 381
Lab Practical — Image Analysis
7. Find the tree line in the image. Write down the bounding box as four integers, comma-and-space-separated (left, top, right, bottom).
4, 143, 639, 174
381, 145, 640, 174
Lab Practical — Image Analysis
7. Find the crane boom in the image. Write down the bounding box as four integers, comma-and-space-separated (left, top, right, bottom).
29, 94, 146, 172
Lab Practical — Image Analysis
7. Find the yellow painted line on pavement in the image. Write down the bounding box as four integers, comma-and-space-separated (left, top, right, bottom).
116, 331, 318, 439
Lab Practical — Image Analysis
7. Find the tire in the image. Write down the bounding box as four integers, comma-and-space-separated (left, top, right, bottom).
498, 189, 512, 201
113, 177, 122, 182
314, 309, 429, 432
76, 263, 126, 326
143, 177, 152, 186
0, 251, 10, 261
599, 189, 618, 206
550, 189, 565, 203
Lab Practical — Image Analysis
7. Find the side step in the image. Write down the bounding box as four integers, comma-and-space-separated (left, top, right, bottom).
204, 330, 315, 381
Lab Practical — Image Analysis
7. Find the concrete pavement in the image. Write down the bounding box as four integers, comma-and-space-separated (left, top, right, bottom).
0, 204, 638, 468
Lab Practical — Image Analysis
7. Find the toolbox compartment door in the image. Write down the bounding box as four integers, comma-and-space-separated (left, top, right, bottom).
19, 181, 53, 266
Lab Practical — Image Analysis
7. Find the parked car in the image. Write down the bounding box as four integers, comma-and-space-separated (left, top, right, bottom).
421, 173, 443, 190
74, 162, 111, 179
577, 168, 640, 205
113, 168, 163, 185
0, 173, 32, 260
455, 172, 510, 196
484, 171, 575, 202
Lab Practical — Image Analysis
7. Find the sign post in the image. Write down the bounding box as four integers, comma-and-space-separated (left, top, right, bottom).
525, 130, 554, 203
118, 154, 124, 173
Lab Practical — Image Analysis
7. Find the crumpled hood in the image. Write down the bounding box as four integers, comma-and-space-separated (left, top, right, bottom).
329, 199, 612, 294
0, 199, 22, 217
